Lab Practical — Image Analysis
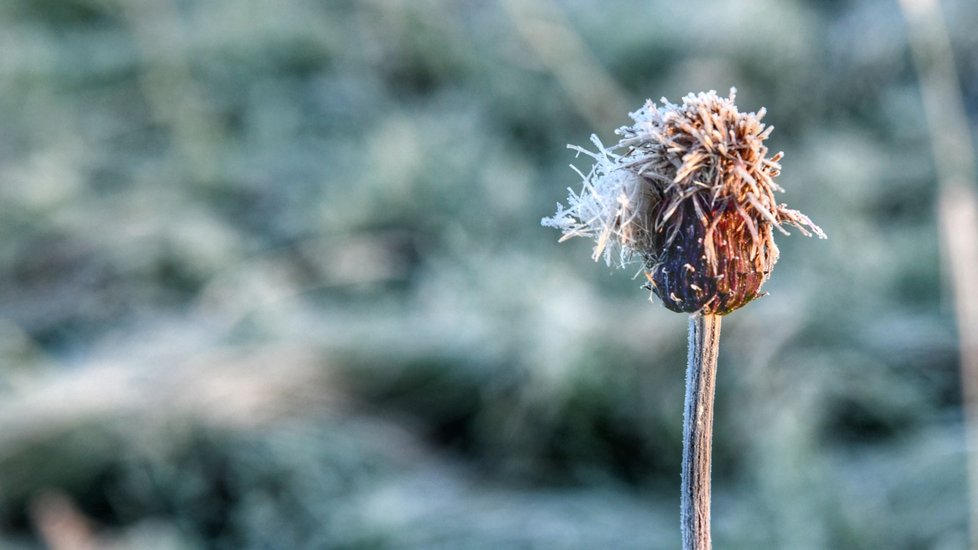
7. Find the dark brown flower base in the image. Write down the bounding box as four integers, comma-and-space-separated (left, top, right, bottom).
646, 204, 771, 315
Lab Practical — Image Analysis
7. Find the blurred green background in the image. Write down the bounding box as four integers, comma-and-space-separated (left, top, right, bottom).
0, 0, 976, 548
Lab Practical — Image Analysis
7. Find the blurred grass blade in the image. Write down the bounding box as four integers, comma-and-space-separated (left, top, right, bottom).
899, 0, 978, 545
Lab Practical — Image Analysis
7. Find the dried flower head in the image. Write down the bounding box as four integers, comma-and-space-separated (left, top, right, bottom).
543, 88, 825, 314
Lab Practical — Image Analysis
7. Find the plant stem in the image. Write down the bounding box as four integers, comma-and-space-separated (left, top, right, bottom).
899, 1, 978, 543
681, 313, 722, 550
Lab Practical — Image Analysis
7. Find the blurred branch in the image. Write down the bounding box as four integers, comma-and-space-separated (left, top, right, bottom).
498, 0, 631, 129
899, 0, 978, 546
899, 0, 976, 184
30, 492, 97, 550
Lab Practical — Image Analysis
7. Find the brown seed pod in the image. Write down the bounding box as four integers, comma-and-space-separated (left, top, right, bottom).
543, 88, 825, 314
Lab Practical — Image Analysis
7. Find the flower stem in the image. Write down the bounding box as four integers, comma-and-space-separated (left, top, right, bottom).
681, 312, 722, 550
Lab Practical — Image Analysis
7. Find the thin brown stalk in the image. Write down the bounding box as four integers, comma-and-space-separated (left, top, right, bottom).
940, 185, 978, 547
899, 0, 978, 545
681, 313, 722, 550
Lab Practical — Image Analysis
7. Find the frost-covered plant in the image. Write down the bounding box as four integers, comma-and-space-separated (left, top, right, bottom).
543, 89, 824, 549
543, 88, 824, 314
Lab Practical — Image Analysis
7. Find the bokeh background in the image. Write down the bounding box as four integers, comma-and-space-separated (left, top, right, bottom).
1, 0, 977, 548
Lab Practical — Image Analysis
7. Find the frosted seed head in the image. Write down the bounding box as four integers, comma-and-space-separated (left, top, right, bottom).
542, 88, 825, 314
